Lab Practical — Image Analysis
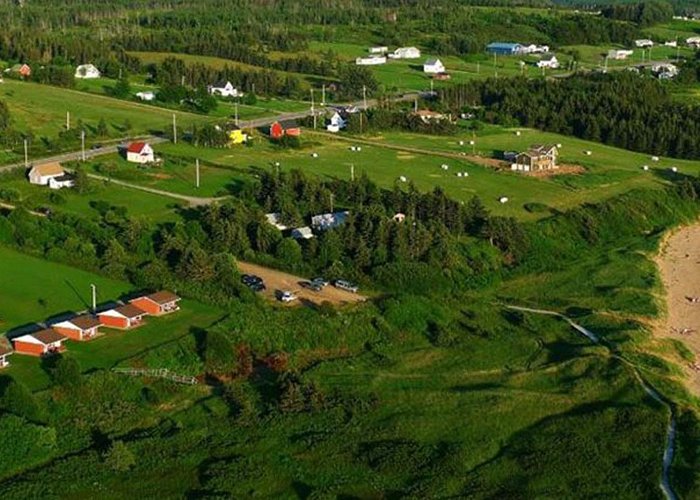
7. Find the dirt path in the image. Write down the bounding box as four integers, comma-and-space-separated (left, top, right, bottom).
238, 262, 366, 307
655, 222, 700, 395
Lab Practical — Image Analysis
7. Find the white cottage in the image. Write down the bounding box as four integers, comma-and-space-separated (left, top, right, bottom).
208, 81, 241, 98
389, 47, 421, 59
75, 64, 101, 79
29, 163, 73, 189
423, 58, 445, 74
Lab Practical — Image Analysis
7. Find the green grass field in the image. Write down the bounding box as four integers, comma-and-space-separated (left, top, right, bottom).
0, 246, 223, 390
0, 79, 215, 139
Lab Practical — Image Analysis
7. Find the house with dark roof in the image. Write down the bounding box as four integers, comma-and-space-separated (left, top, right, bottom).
53, 315, 102, 341
486, 42, 525, 55
13, 329, 67, 356
130, 291, 181, 316
98, 304, 148, 330
423, 58, 445, 74
512, 144, 559, 173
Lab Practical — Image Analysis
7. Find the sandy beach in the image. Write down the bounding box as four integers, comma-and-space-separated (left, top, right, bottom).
656, 222, 700, 395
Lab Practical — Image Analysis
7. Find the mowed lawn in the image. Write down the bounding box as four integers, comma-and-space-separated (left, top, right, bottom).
0, 246, 223, 390
0, 79, 215, 138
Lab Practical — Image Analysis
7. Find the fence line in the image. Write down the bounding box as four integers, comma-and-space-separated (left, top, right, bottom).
112, 367, 198, 385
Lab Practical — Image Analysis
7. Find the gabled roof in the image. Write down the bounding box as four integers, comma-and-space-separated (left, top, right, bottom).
28, 329, 66, 345
143, 290, 180, 305
424, 58, 441, 65
487, 42, 522, 50
31, 163, 64, 177
0, 341, 12, 357
65, 315, 101, 330
211, 80, 233, 88
279, 119, 300, 129
102, 304, 147, 319
127, 142, 150, 154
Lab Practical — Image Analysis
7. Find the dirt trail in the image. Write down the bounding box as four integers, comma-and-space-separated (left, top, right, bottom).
238, 262, 366, 307
655, 222, 700, 395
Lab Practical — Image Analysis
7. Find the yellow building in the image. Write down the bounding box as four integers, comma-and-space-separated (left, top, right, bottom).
228, 126, 248, 145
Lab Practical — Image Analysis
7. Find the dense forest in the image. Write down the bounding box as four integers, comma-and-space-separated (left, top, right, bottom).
439, 72, 700, 159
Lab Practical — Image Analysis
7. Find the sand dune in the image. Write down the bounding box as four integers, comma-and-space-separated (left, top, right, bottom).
656, 223, 700, 394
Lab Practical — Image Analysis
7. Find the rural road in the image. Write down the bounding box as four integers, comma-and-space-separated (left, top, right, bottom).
506, 305, 678, 500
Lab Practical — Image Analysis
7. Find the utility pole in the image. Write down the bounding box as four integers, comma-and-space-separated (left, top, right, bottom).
118, 68, 122, 80
195, 159, 200, 188
181, 75, 185, 86
329, 192, 334, 212
90, 284, 97, 313
430, 79, 434, 94
493, 53, 497, 77
359, 111, 363, 134
362, 85, 367, 109
310, 88, 315, 113
234, 101, 239, 126
23, 139, 28, 167
81, 130, 86, 161
350, 164, 355, 181
66, 111, 70, 130
172, 114, 177, 144
414, 97, 418, 113
321, 84, 326, 106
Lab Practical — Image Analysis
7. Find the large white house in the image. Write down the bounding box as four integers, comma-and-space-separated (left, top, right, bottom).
537, 55, 559, 69
135, 91, 156, 102
389, 46, 421, 59
28, 163, 74, 189
75, 64, 101, 79
423, 58, 445, 74
326, 111, 347, 133
125, 142, 155, 164
608, 49, 634, 60
208, 81, 241, 98
635, 39, 654, 48
355, 56, 387, 65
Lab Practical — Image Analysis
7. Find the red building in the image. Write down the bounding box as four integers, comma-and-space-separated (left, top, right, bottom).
130, 291, 181, 316
13, 329, 67, 357
98, 304, 147, 330
270, 120, 301, 139
53, 315, 102, 341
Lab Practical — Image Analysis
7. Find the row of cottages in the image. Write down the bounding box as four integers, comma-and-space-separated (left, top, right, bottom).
2, 291, 181, 364
510, 144, 559, 173
270, 120, 301, 139
28, 163, 75, 189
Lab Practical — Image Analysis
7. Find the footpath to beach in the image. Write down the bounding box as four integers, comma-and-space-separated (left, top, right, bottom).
656, 222, 700, 395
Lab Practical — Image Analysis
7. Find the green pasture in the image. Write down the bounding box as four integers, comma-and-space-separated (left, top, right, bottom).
0, 246, 222, 391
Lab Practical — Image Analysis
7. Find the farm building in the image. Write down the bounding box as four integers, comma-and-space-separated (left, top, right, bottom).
28, 163, 74, 189
356, 56, 387, 65
433, 72, 451, 80
608, 49, 634, 60
652, 63, 678, 78
75, 64, 101, 79
13, 329, 67, 357
228, 125, 248, 145
369, 46, 388, 54
7, 64, 31, 78
326, 111, 348, 133
265, 213, 289, 231
53, 315, 102, 341
522, 44, 549, 54
635, 39, 654, 48
125, 142, 155, 164
98, 304, 147, 330
130, 291, 181, 316
665, 40, 678, 47
389, 47, 421, 59
0, 341, 13, 368
486, 43, 524, 55
423, 58, 445, 74
291, 226, 314, 240
413, 109, 447, 124
511, 144, 559, 173
208, 81, 241, 98
270, 120, 301, 139
135, 91, 156, 101
537, 55, 559, 69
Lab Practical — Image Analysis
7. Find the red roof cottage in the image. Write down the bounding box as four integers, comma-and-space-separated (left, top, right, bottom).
130, 291, 181, 316
98, 304, 147, 330
125, 142, 155, 164
53, 315, 102, 341
13, 329, 67, 357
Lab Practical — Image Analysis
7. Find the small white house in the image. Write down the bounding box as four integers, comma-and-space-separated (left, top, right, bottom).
652, 63, 679, 76
537, 55, 559, 69
355, 56, 387, 66
635, 39, 654, 48
135, 91, 156, 102
29, 163, 73, 189
291, 227, 314, 240
607, 49, 634, 60
369, 46, 388, 54
389, 47, 421, 59
208, 81, 241, 98
326, 111, 347, 133
75, 64, 101, 79
687, 36, 700, 47
423, 58, 445, 74
665, 40, 678, 47
125, 142, 155, 164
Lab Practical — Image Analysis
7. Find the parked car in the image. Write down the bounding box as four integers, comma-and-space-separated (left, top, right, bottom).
276, 290, 297, 303
334, 279, 359, 293
241, 274, 263, 285
311, 277, 329, 287
249, 282, 266, 292
301, 281, 323, 292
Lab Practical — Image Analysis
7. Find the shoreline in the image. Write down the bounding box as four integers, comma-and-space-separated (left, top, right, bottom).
655, 220, 700, 395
